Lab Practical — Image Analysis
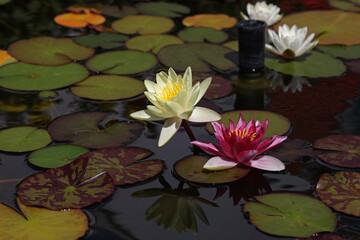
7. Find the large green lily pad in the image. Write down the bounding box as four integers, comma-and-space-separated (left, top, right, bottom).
86, 50, 157, 75
158, 43, 237, 72
74, 33, 129, 49
0, 62, 89, 91
316, 171, 360, 216
276, 10, 360, 45
125, 34, 184, 54
47, 112, 143, 149
79, 147, 164, 185
206, 110, 292, 139
18, 158, 115, 210
174, 155, 250, 185
178, 27, 228, 43
71, 75, 145, 100
7, 36, 94, 65
265, 51, 346, 78
313, 134, 360, 168
101, 5, 138, 18
0, 198, 88, 240
136, 2, 190, 18
112, 15, 174, 35
243, 193, 337, 237
28, 145, 89, 168
317, 45, 360, 59
0, 126, 51, 152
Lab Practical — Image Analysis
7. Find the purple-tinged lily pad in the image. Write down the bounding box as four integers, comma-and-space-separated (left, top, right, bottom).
78, 147, 164, 185
178, 27, 228, 43
8, 36, 94, 65
136, 2, 190, 18
314, 134, 360, 168
17, 158, 115, 210
244, 193, 337, 238
47, 112, 143, 149
300, 233, 359, 239
193, 73, 233, 99
74, 33, 129, 50
101, 5, 138, 18
174, 155, 250, 185
316, 171, 360, 216
267, 139, 318, 162
125, 34, 184, 54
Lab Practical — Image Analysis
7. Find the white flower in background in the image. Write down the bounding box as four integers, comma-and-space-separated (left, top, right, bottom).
266, 24, 319, 59
240, 1, 282, 26
130, 67, 221, 147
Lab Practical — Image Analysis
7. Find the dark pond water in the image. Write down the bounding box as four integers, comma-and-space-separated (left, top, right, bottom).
0, 0, 359, 239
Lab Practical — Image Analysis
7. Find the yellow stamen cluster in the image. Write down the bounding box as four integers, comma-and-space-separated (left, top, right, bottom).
228, 128, 257, 141
158, 79, 184, 101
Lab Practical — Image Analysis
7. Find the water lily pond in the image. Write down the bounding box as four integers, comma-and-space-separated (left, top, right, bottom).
0, 0, 359, 239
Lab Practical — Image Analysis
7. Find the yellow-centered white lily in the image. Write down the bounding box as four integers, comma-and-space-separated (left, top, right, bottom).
130, 67, 221, 147
240, 1, 282, 26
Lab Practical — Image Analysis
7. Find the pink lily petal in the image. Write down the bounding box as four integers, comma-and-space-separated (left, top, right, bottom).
203, 156, 238, 171
248, 155, 285, 171
256, 135, 287, 155
191, 141, 222, 156
234, 149, 258, 163
236, 113, 246, 129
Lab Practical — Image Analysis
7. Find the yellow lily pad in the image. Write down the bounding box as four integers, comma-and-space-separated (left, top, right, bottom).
183, 14, 237, 30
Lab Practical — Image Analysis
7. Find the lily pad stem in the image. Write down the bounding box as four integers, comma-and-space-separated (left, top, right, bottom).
182, 119, 199, 154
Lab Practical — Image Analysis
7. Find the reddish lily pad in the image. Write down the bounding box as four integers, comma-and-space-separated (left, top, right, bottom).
74, 33, 129, 49
8, 36, 94, 65
0, 198, 88, 240
316, 171, 360, 216
183, 14, 237, 30
86, 50, 157, 75
178, 27, 228, 43
18, 158, 115, 210
101, 5, 138, 18
174, 155, 250, 185
317, 45, 360, 60
314, 134, 360, 168
267, 139, 318, 162
158, 43, 237, 72
193, 73, 233, 100
244, 193, 337, 237
78, 147, 164, 185
136, 2, 190, 18
47, 112, 143, 149
125, 34, 184, 54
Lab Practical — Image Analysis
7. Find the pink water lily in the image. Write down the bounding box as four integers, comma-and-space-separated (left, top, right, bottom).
191, 114, 287, 171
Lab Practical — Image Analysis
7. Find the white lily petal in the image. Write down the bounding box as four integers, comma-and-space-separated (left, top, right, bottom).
240, 12, 249, 20
144, 91, 165, 110
187, 85, 200, 110
168, 67, 178, 81
265, 44, 281, 55
295, 33, 316, 56
194, 77, 212, 105
164, 101, 184, 116
147, 105, 172, 118
250, 155, 285, 171
187, 106, 221, 122
144, 80, 156, 93
158, 117, 182, 147
203, 156, 238, 171
130, 109, 165, 121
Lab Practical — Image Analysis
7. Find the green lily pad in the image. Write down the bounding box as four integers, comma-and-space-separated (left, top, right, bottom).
17, 158, 115, 210
265, 51, 346, 78
7, 36, 94, 65
101, 5, 138, 18
28, 145, 89, 168
112, 15, 174, 35
0, 126, 51, 152
313, 134, 360, 168
193, 73, 233, 99
74, 33, 129, 49
125, 34, 184, 54
136, 2, 190, 18
158, 43, 237, 72
86, 50, 157, 75
267, 139, 318, 162
316, 171, 360, 216
317, 45, 360, 59
71, 75, 145, 100
243, 193, 337, 237
38, 90, 59, 100
78, 147, 164, 185
0, 62, 89, 91
206, 110, 292, 139
0, 0, 11, 5
47, 112, 143, 149
223, 40, 238, 51
174, 155, 250, 185
178, 27, 228, 43
329, 0, 360, 12
276, 10, 360, 45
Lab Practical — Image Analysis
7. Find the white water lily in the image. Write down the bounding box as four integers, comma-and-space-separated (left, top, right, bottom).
130, 67, 221, 147
266, 24, 319, 59
240, 1, 282, 26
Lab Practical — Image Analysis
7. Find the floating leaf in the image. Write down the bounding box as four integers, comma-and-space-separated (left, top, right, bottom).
125, 34, 184, 54
276, 10, 360, 45
158, 43, 236, 72
317, 45, 360, 59
244, 193, 337, 237
0, 62, 89, 91
174, 155, 250, 185
0, 50, 17, 66
101, 5, 138, 18
206, 110, 292, 139
47, 112, 143, 149
8, 36, 94, 65
74, 33, 129, 49
38, 90, 59, 100
0, 0, 11, 5
28, 145, 89, 168
18, 158, 115, 210
193, 73, 233, 99
265, 51, 346, 78
316, 171, 360, 216
136, 2, 190, 18
86, 50, 157, 75
79, 147, 163, 185
223, 40, 238, 51
314, 134, 360, 168
329, 0, 360, 12
0, 126, 51, 152
178, 27, 228, 43
183, 14, 237, 30
71, 75, 145, 100
112, 15, 174, 35
54, 11, 105, 28
267, 139, 318, 162
0, 198, 88, 240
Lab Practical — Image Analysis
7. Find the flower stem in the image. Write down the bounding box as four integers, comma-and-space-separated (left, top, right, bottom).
182, 119, 199, 154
